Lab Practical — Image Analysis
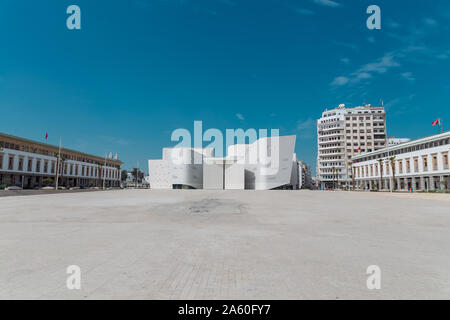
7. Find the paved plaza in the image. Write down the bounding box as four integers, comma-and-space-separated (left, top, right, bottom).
0, 189, 449, 299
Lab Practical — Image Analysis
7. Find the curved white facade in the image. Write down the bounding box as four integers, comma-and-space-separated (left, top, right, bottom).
148, 135, 297, 190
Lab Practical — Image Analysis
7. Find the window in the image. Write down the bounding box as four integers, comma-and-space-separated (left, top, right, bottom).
406, 159, 410, 173
443, 152, 449, 170
18, 158, 24, 171
36, 159, 41, 172
422, 156, 428, 171
398, 160, 403, 174
414, 158, 419, 173
432, 154, 438, 171
28, 159, 32, 172
51, 161, 55, 173
8, 155, 14, 170
44, 160, 48, 173
0, 154, 3, 170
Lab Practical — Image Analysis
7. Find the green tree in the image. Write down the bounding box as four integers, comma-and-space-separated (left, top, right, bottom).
131, 168, 144, 185
121, 170, 128, 182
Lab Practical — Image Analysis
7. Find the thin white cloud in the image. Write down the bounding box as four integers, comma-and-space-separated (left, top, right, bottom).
386, 19, 400, 29
235, 113, 245, 121
296, 118, 315, 131
331, 52, 400, 87
295, 8, 315, 15
313, 0, 340, 8
331, 76, 349, 86
423, 18, 438, 26
400, 72, 416, 82
359, 53, 400, 74
340, 57, 350, 64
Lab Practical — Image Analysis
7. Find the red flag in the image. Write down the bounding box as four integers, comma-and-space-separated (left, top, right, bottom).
355, 146, 361, 152
432, 119, 440, 126
45, 132, 48, 140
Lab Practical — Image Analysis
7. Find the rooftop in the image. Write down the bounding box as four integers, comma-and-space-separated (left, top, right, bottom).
351, 131, 450, 161
0, 132, 122, 164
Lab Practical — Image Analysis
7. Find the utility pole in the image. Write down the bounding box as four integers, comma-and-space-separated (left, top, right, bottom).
55, 137, 62, 190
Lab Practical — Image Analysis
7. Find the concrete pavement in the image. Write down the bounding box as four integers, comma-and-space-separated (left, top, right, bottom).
0, 190, 449, 299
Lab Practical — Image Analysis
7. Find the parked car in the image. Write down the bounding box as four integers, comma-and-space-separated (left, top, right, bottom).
6, 186, 23, 190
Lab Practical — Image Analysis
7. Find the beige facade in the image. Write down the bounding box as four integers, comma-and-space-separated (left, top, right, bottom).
317, 104, 386, 189
0, 133, 122, 189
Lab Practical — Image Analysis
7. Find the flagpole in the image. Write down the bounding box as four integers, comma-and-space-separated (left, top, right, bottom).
55, 137, 62, 190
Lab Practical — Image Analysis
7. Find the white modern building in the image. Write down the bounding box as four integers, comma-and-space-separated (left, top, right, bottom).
148, 135, 298, 190
298, 160, 312, 189
351, 131, 450, 191
317, 104, 387, 189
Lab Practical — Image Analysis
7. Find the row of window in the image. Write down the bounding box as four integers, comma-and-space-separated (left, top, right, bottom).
355, 138, 450, 162
355, 152, 449, 178
0, 154, 119, 179
0, 140, 121, 170
322, 108, 384, 118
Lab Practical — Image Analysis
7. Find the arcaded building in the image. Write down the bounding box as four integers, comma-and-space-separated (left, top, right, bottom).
0, 132, 122, 189
351, 131, 450, 191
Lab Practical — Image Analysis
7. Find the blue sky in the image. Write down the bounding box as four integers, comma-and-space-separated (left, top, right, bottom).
1, 0, 449, 173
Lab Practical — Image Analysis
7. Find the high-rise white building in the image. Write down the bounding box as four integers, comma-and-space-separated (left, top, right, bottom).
316, 104, 387, 189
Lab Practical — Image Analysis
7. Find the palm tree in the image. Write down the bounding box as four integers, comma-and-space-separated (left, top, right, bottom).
389, 156, 397, 191
348, 161, 355, 191
131, 168, 143, 187
377, 158, 384, 190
